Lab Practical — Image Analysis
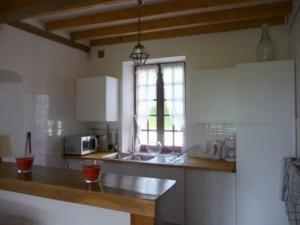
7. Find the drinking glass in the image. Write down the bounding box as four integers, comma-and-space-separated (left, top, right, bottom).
15, 153, 34, 173
82, 160, 102, 183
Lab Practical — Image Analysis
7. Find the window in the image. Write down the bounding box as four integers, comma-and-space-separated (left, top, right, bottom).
134, 62, 185, 152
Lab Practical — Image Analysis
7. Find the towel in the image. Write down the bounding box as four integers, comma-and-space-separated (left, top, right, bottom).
282, 157, 300, 225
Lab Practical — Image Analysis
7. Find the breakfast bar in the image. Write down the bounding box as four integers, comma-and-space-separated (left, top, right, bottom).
0, 162, 176, 225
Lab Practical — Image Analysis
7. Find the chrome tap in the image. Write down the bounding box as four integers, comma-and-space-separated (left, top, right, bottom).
131, 136, 141, 155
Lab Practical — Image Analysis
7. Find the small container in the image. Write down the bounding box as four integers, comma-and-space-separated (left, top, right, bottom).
15, 153, 34, 173
82, 160, 102, 183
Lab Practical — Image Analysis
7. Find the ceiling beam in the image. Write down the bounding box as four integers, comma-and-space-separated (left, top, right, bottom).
71, 1, 291, 41
0, 0, 117, 23
90, 16, 284, 46
45, 0, 253, 31
7, 21, 90, 52
36, 0, 130, 17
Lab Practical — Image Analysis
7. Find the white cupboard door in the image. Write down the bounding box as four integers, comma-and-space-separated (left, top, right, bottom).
189, 68, 236, 123
236, 124, 294, 225
76, 77, 106, 122
236, 60, 295, 125
76, 76, 118, 122
186, 170, 236, 225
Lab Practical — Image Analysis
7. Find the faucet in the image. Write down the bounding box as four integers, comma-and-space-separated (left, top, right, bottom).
131, 136, 141, 155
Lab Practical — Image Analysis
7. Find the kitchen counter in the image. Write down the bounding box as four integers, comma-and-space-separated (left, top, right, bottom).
65, 152, 236, 173
0, 162, 176, 225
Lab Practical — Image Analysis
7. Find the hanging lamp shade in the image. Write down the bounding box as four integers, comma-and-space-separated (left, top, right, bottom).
129, 0, 150, 66
129, 43, 150, 66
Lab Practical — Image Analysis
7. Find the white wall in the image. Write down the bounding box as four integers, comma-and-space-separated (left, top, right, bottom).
0, 24, 90, 167
289, 0, 300, 157
90, 25, 288, 75
89, 25, 289, 150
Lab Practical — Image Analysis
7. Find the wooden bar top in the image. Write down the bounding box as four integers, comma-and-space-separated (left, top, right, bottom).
65, 152, 236, 173
0, 162, 176, 217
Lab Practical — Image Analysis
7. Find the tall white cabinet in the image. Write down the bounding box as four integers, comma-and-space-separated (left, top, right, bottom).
236, 60, 295, 225
76, 76, 118, 122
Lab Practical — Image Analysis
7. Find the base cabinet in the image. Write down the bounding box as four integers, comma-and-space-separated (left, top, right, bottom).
185, 170, 236, 225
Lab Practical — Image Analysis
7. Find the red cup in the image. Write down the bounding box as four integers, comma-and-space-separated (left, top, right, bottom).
15, 154, 34, 173
82, 160, 102, 183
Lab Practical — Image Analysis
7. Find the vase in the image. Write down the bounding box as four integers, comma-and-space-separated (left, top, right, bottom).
256, 24, 274, 61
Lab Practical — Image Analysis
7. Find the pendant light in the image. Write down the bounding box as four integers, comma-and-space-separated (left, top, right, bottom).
129, 0, 150, 66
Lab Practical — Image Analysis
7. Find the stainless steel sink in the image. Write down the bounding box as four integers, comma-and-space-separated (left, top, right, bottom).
122, 154, 155, 161
103, 152, 131, 160
103, 152, 155, 161
103, 152, 181, 163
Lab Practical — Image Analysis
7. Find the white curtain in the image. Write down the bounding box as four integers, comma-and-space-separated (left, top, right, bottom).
162, 63, 185, 131
135, 65, 158, 131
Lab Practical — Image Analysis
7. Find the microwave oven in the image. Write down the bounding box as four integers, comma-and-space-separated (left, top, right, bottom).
64, 135, 97, 156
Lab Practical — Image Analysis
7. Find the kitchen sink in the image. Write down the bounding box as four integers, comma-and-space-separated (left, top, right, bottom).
103, 152, 180, 163
103, 152, 131, 160
122, 154, 155, 161
103, 152, 155, 161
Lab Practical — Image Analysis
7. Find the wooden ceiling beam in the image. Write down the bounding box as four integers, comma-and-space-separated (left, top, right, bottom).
0, 0, 117, 23
45, 0, 253, 31
7, 21, 90, 52
90, 16, 284, 46
71, 1, 291, 41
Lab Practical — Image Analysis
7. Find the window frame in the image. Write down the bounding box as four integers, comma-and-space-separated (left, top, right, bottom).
134, 61, 186, 153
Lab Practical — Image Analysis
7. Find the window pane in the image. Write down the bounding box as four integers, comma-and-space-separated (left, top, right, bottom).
164, 115, 173, 130
149, 131, 157, 143
164, 132, 173, 146
164, 84, 173, 100
137, 70, 147, 85
137, 86, 156, 101
137, 86, 146, 101
174, 100, 184, 115
139, 131, 147, 145
149, 101, 157, 114
174, 68, 184, 83
164, 101, 171, 115
175, 132, 183, 146
163, 68, 173, 84
174, 84, 183, 99
149, 116, 157, 130
148, 72, 157, 85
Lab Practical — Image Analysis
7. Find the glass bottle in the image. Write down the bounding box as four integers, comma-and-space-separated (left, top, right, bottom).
256, 24, 274, 62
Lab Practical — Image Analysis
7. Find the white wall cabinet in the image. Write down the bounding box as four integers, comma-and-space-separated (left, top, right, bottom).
76, 76, 118, 122
189, 68, 236, 123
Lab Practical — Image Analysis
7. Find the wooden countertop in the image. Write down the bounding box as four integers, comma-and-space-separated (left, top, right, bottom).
65, 152, 236, 173
0, 162, 176, 218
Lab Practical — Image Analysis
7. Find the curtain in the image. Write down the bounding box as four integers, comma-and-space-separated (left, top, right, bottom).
135, 65, 158, 131
162, 63, 185, 131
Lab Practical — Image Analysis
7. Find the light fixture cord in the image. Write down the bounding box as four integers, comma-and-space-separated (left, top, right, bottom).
137, 0, 142, 44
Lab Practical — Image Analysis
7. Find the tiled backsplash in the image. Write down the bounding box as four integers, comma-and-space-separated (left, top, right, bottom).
186, 122, 236, 151
0, 89, 87, 167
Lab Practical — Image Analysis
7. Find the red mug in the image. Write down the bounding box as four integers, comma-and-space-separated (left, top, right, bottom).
15, 154, 34, 173
82, 160, 102, 183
